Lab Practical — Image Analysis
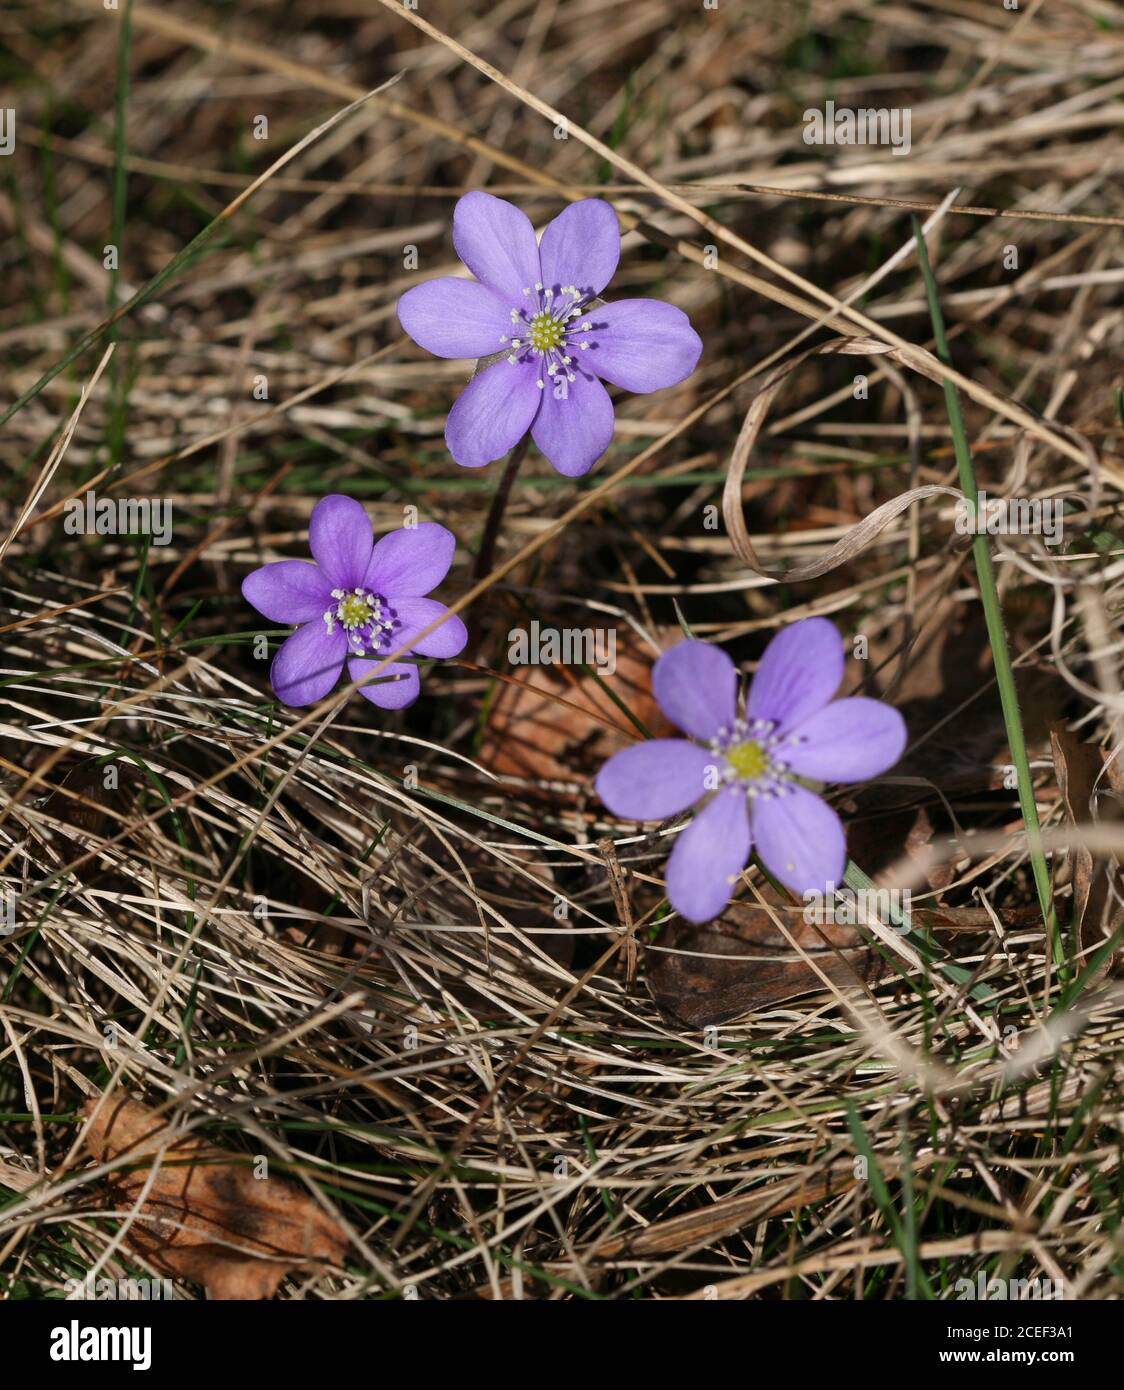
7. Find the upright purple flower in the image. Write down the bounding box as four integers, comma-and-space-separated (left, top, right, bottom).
595, 619, 907, 923
397, 192, 702, 477
242, 495, 467, 710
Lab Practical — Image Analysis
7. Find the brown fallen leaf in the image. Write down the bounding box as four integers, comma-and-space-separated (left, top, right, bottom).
646, 901, 884, 1027
479, 642, 670, 788
82, 1094, 349, 1300
869, 573, 1068, 798
847, 800, 956, 893
915, 905, 1042, 933
1049, 722, 1124, 982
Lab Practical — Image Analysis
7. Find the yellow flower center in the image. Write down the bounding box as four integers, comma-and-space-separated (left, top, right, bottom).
338, 592, 373, 629
528, 311, 565, 352
725, 739, 769, 782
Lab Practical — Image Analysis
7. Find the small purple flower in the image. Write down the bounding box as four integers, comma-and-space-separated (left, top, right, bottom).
397, 192, 703, 477
595, 619, 907, 923
242, 495, 467, 710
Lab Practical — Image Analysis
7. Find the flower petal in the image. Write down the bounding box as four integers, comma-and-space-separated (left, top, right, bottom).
581, 299, 702, 393
595, 739, 713, 820
453, 191, 541, 301
530, 369, 615, 477
751, 785, 846, 896
397, 277, 512, 359
309, 494, 374, 590
349, 656, 420, 710
781, 698, 907, 784
365, 522, 457, 597
388, 596, 468, 659
270, 621, 346, 707
445, 358, 542, 469
666, 787, 752, 924
747, 617, 843, 731
242, 560, 331, 624
652, 639, 738, 741
537, 199, 620, 297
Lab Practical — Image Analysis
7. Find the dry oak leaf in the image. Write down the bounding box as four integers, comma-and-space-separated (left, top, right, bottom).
83, 1095, 349, 1300
479, 642, 671, 788
646, 900, 884, 1027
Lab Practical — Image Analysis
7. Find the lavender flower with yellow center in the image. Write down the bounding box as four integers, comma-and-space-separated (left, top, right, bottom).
241, 495, 467, 710
595, 620, 908, 923
397, 192, 703, 477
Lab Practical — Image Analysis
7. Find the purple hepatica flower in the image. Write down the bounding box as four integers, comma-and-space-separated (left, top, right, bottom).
594, 619, 907, 924
241, 494, 467, 711
397, 191, 703, 477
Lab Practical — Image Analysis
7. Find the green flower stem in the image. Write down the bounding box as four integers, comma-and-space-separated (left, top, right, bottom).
912, 219, 1059, 966
472, 433, 530, 587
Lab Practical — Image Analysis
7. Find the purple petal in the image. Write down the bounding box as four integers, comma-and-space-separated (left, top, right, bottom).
242, 560, 331, 624
781, 698, 907, 784
397, 277, 512, 359
537, 199, 620, 297
653, 639, 738, 741
666, 787, 752, 924
747, 618, 843, 732
530, 370, 615, 477
349, 656, 420, 710
388, 596, 468, 659
446, 358, 542, 469
581, 299, 702, 394
309, 495, 374, 590
453, 191, 541, 301
271, 621, 346, 707
751, 785, 846, 896
595, 739, 713, 820
365, 522, 456, 597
